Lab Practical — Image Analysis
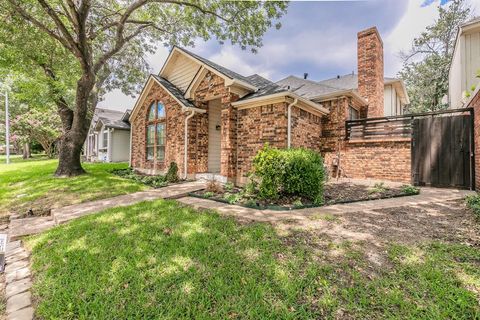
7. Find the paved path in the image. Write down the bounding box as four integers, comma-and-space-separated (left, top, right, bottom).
8, 181, 206, 240
177, 187, 474, 223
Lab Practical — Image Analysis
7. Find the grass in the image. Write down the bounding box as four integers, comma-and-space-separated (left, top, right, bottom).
25, 200, 480, 319
0, 153, 50, 163
0, 159, 147, 216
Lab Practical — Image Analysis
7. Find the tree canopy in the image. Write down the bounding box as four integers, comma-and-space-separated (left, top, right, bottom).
399, 0, 471, 113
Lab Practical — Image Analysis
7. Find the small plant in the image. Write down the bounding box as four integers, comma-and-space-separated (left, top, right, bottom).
466, 194, 480, 219
224, 182, 234, 192
204, 191, 215, 198
368, 182, 387, 194
244, 199, 258, 208
223, 192, 242, 204
292, 199, 303, 208
165, 162, 179, 183
401, 185, 420, 195
206, 180, 223, 193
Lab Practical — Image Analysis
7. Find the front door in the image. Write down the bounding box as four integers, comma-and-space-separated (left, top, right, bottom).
208, 99, 222, 173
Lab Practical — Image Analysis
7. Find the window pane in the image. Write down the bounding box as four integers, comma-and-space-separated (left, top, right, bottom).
148, 102, 156, 121
156, 146, 165, 161
147, 125, 155, 145
103, 131, 108, 148
157, 103, 165, 118
147, 147, 154, 160
156, 124, 165, 145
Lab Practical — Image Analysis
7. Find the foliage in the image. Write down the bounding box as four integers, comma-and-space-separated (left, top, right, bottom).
10, 107, 61, 157
252, 145, 325, 203
224, 182, 234, 192
206, 180, 223, 194
203, 191, 215, 198
0, 160, 145, 216
165, 162, 179, 183
25, 200, 480, 318
0, 0, 288, 176
368, 182, 387, 194
465, 193, 480, 219
111, 168, 168, 188
401, 184, 420, 195
399, 0, 471, 113
223, 192, 242, 204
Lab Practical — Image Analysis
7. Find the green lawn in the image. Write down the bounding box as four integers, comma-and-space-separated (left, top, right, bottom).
25, 200, 480, 319
0, 154, 50, 163
0, 159, 147, 216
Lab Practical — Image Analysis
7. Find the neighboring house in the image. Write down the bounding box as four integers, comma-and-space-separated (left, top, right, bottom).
449, 17, 480, 109
129, 27, 410, 184
84, 108, 131, 162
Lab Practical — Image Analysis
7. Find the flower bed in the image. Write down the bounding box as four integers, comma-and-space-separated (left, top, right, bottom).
190, 182, 420, 211
110, 162, 181, 188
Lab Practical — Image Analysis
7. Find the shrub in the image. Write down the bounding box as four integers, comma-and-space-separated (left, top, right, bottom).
165, 162, 179, 183
401, 185, 420, 195
252, 145, 325, 203
224, 182, 234, 192
466, 194, 480, 219
206, 180, 223, 193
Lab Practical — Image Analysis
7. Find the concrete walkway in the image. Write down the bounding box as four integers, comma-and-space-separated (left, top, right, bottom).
177, 187, 474, 223
8, 181, 206, 240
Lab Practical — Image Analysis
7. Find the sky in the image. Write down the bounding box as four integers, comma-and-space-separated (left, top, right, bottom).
100, 0, 480, 111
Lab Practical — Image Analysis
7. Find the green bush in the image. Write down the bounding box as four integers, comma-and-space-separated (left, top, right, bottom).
401, 185, 420, 195
165, 162, 179, 183
252, 145, 325, 204
466, 194, 480, 219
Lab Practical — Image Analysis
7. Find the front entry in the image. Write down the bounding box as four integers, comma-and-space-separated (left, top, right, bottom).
412, 110, 473, 189
208, 99, 222, 173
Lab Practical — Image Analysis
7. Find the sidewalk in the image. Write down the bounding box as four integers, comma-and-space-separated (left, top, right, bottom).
8, 181, 206, 240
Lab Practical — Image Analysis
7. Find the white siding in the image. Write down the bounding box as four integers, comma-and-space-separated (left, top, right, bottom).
449, 28, 480, 109
111, 129, 130, 162
207, 99, 222, 173
164, 55, 200, 92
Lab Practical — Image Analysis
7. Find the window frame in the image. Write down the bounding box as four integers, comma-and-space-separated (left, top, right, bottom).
145, 101, 166, 162
348, 105, 360, 120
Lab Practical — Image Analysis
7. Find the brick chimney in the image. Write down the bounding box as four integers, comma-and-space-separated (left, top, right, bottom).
357, 27, 384, 118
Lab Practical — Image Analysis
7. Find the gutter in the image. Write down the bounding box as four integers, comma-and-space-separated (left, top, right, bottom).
287, 98, 298, 149
183, 109, 196, 180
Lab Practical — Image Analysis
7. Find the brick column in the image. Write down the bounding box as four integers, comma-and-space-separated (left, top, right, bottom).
358, 27, 384, 118
220, 93, 239, 179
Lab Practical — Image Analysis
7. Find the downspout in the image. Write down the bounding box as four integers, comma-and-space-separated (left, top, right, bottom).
287, 98, 298, 148
128, 125, 133, 167
184, 109, 196, 179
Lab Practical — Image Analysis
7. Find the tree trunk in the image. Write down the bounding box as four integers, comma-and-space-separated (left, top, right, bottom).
54, 72, 95, 177
22, 143, 31, 159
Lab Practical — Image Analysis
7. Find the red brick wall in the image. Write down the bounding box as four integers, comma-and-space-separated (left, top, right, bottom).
130, 82, 186, 175
468, 91, 480, 190
358, 27, 384, 118
236, 103, 288, 180
342, 140, 412, 183
291, 106, 322, 150
194, 71, 239, 179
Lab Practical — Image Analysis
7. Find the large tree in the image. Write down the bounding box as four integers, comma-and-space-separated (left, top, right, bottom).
399, 0, 471, 113
0, 0, 287, 176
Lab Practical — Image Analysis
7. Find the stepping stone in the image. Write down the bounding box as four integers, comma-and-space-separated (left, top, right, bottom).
6, 252, 29, 264
6, 278, 32, 299
7, 307, 34, 320
6, 267, 31, 284
5, 260, 29, 273
7, 241, 22, 251
6, 247, 25, 258
6, 292, 31, 314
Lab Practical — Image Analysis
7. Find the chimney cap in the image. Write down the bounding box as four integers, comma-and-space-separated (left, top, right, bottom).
357, 26, 383, 47
303, 72, 308, 80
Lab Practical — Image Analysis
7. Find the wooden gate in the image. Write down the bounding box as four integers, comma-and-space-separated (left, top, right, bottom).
411, 109, 474, 189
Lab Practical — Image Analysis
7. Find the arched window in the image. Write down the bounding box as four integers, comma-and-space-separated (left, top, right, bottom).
146, 101, 166, 161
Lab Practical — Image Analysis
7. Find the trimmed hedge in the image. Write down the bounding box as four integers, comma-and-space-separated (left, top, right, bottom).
251, 145, 325, 204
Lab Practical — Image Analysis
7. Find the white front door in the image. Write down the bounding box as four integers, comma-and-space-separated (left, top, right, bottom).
208, 99, 222, 173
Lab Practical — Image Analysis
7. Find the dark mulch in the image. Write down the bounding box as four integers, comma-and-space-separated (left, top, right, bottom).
190, 182, 418, 210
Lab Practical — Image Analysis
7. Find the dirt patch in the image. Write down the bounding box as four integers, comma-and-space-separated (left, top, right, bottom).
272, 199, 479, 268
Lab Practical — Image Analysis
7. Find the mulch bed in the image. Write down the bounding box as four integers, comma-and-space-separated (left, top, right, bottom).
190, 182, 418, 211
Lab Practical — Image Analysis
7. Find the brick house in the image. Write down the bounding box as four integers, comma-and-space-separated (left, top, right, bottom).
129, 27, 410, 184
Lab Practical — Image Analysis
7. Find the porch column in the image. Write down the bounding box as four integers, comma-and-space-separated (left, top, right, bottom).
220, 93, 239, 179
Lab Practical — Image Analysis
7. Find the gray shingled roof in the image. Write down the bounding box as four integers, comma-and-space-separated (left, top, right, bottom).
151, 74, 195, 108
276, 74, 401, 100
94, 108, 130, 130
239, 74, 285, 100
